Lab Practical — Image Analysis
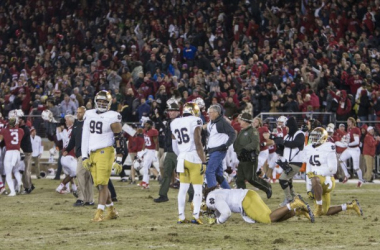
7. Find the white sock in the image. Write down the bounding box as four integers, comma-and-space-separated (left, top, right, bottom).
178, 183, 190, 220
106, 202, 114, 207
57, 183, 64, 191
98, 204, 105, 210
192, 184, 203, 219
341, 204, 347, 211
0, 182, 3, 188
316, 200, 322, 205
142, 166, 150, 183
65, 183, 70, 191
14, 172, 22, 189
339, 161, 349, 177
71, 183, 77, 191
6, 174, 15, 194
356, 169, 363, 180
286, 204, 291, 211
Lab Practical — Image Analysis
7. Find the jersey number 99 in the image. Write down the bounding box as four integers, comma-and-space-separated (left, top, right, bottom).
174, 128, 190, 144
90, 121, 103, 134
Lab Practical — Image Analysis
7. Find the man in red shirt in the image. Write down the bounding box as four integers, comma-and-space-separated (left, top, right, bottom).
0, 117, 24, 196
138, 120, 159, 189
339, 117, 364, 187
331, 124, 348, 181
363, 126, 380, 182
126, 127, 144, 184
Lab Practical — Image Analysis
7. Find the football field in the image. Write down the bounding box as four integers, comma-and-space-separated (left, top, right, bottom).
1, 178, 379, 250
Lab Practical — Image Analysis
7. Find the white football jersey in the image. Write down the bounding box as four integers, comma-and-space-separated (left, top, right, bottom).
304, 142, 337, 176
81, 109, 121, 157
170, 116, 202, 153
206, 189, 254, 223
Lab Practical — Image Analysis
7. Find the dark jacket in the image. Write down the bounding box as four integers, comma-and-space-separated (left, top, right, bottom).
20, 125, 32, 153
233, 125, 260, 156
65, 119, 84, 158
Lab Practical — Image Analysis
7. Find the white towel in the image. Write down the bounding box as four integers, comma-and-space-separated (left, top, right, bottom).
176, 152, 186, 173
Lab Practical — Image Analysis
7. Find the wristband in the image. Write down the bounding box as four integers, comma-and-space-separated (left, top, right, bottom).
116, 156, 122, 162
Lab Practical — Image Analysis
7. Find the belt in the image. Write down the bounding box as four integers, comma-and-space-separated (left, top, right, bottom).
349, 146, 358, 148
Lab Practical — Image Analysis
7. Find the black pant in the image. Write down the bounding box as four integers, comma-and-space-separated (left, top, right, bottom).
54, 150, 63, 179
108, 179, 117, 199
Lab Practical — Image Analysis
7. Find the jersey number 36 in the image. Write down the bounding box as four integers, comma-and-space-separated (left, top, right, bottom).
174, 128, 190, 144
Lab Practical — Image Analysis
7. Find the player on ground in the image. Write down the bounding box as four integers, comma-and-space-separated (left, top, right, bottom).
171, 102, 206, 224
338, 117, 364, 187
138, 120, 159, 189
81, 90, 123, 221
304, 127, 363, 217
0, 116, 24, 196
204, 187, 314, 224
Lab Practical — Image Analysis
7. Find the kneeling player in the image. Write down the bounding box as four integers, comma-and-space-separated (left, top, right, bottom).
304, 127, 363, 217
204, 187, 314, 224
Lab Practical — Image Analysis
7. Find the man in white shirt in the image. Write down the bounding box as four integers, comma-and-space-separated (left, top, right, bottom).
30, 127, 43, 179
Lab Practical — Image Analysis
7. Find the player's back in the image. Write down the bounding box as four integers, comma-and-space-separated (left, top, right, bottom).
171, 115, 202, 153
1, 127, 24, 150
207, 189, 248, 213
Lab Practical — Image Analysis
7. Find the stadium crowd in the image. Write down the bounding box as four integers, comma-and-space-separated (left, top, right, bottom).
0, 0, 377, 222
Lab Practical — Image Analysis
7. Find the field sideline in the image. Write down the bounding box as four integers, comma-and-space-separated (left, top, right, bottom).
1, 177, 379, 250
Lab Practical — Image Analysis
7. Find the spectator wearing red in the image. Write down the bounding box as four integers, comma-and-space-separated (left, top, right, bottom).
363, 126, 379, 182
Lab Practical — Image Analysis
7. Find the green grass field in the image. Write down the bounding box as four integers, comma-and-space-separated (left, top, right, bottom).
1, 179, 379, 250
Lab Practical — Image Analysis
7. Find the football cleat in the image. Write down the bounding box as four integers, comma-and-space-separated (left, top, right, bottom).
296, 207, 315, 223
73, 200, 84, 207
72, 190, 78, 198
105, 206, 119, 220
177, 218, 190, 224
347, 199, 363, 216
342, 175, 350, 184
138, 182, 150, 189
266, 186, 272, 199
191, 217, 203, 225
91, 209, 104, 222
8, 192, 16, 197
84, 202, 95, 206
290, 195, 309, 211
57, 189, 70, 194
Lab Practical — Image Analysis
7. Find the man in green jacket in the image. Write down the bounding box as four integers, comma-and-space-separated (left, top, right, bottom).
234, 113, 272, 198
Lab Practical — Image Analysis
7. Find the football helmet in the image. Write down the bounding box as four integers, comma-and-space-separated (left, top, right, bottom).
309, 127, 328, 146
166, 98, 180, 111
191, 97, 205, 109
94, 90, 112, 113
133, 160, 143, 171
41, 109, 59, 123
183, 102, 200, 116
326, 126, 334, 134
8, 117, 18, 127
276, 116, 288, 127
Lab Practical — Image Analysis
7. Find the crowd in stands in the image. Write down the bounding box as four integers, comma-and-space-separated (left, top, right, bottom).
1, 0, 380, 132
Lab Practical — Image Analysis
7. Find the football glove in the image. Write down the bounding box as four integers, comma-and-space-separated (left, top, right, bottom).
307, 191, 314, 200
200, 162, 207, 175
82, 157, 92, 171
112, 161, 123, 175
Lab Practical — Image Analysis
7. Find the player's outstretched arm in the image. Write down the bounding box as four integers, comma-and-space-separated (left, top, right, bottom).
194, 126, 206, 163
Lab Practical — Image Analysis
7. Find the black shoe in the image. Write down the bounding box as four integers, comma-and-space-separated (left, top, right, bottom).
112, 197, 118, 202
73, 200, 84, 207
53, 177, 60, 180
154, 195, 169, 203
84, 202, 95, 206
31, 184, 35, 191
119, 178, 128, 182
266, 187, 272, 199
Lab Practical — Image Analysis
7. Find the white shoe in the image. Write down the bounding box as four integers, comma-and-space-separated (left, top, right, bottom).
8, 192, 16, 197
0, 187, 6, 195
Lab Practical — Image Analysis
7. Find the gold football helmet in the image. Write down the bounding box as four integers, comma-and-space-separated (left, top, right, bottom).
94, 90, 112, 113
183, 102, 200, 116
309, 127, 328, 146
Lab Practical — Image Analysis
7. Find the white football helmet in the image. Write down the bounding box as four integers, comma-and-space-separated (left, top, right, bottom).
326, 126, 334, 134
94, 90, 112, 113
191, 97, 205, 109
133, 160, 143, 171
276, 116, 288, 127
8, 109, 23, 124
41, 110, 53, 122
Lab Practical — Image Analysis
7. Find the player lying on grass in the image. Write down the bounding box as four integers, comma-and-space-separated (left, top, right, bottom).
203, 187, 315, 224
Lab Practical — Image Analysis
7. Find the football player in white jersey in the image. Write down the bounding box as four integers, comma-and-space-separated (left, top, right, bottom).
81, 90, 123, 222
204, 187, 314, 224
171, 102, 206, 224
304, 127, 363, 217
